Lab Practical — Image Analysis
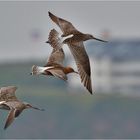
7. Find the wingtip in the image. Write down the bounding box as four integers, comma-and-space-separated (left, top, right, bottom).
4, 126, 6, 130
4, 120, 10, 130
4, 125, 8, 130
48, 11, 53, 17
88, 88, 93, 95
88, 84, 95, 94
48, 11, 57, 23
87, 79, 93, 95
89, 90, 93, 95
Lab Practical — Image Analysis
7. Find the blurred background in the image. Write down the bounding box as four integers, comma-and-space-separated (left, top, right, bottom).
0, 1, 140, 139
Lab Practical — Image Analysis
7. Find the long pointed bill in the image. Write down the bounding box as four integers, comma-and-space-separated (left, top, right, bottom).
31, 106, 45, 111
93, 37, 108, 43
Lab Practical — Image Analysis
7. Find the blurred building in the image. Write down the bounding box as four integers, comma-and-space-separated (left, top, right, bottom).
68, 40, 140, 95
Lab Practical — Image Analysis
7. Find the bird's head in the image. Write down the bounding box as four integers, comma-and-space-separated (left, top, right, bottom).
24, 102, 45, 111
65, 67, 78, 74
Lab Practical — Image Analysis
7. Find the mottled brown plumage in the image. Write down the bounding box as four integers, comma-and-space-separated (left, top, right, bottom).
0, 86, 44, 129
48, 12, 107, 42
31, 29, 77, 81
46, 29, 64, 65
67, 41, 92, 94
48, 12, 108, 94
48, 12, 78, 37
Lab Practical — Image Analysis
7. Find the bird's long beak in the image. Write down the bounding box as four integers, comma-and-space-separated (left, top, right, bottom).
31, 106, 45, 111
93, 37, 108, 43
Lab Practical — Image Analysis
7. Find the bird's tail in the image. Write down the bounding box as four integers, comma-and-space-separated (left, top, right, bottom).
31, 65, 45, 75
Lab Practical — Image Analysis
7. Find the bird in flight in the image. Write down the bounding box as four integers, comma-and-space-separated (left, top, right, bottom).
31, 29, 78, 81
48, 12, 108, 94
0, 86, 44, 129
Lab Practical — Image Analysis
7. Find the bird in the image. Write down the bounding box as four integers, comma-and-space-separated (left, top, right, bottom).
31, 28, 78, 81
48, 11, 108, 94
0, 86, 44, 129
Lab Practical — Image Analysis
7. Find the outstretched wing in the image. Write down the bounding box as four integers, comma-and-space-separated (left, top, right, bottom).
46, 29, 65, 65
4, 108, 16, 129
0, 86, 18, 101
48, 12, 79, 36
47, 29, 63, 49
68, 42, 93, 94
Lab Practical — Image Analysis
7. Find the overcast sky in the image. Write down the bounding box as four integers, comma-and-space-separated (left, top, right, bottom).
0, 1, 140, 62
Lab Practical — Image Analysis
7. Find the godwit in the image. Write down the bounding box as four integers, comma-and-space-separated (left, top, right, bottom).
48, 12, 108, 94
0, 86, 44, 129
31, 29, 77, 81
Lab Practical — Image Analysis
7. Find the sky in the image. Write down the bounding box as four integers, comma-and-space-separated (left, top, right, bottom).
0, 1, 140, 62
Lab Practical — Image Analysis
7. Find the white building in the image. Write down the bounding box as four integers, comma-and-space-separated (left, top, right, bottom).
68, 40, 140, 95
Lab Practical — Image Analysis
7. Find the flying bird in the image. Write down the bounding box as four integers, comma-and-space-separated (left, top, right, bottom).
0, 86, 44, 129
48, 11, 108, 94
31, 29, 77, 81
